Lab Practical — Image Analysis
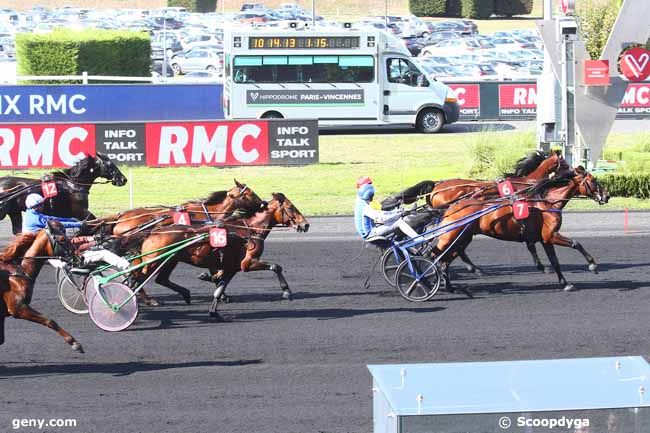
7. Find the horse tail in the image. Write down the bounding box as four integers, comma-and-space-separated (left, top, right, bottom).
1, 233, 37, 262
380, 180, 436, 210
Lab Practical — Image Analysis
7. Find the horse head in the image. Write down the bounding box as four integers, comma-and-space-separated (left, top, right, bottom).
227, 179, 264, 210
574, 166, 609, 205
513, 149, 571, 179
267, 192, 309, 232
95, 153, 128, 186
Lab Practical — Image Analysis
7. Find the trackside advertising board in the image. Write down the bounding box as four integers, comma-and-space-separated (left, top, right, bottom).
0, 85, 223, 122
0, 119, 318, 169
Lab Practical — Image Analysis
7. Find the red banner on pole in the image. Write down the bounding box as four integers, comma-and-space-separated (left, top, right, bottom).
584, 60, 610, 86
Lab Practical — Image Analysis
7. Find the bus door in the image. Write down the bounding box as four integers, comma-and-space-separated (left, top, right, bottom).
382, 57, 432, 122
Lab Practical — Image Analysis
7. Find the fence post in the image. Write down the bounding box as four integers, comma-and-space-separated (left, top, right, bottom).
128, 168, 134, 209
82, 71, 88, 84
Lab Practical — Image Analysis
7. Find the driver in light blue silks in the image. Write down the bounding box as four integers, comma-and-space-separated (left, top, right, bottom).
354, 182, 419, 240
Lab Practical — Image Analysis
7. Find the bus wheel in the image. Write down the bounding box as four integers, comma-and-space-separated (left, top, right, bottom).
416, 108, 444, 133
261, 111, 283, 119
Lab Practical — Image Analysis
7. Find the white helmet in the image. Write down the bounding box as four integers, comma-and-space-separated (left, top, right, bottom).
25, 193, 45, 209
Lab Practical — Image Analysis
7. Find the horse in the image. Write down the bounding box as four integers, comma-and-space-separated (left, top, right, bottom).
0, 228, 84, 352
381, 150, 572, 273
134, 192, 309, 320
428, 167, 609, 293
0, 153, 127, 234
79, 179, 263, 238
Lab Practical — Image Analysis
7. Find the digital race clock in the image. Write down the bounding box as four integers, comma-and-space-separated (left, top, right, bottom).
248, 36, 361, 49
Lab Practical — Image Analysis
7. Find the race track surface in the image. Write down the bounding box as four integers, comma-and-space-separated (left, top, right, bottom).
1, 214, 649, 433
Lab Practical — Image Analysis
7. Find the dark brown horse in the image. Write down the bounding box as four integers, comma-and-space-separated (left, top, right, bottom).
0, 153, 127, 234
382, 150, 572, 273
135, 193, 309, 320
0, 230, 83, 352
429, 167, 609, 293
80, 179, 263, 238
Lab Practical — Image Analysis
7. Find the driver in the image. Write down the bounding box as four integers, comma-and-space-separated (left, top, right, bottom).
354, 180, 419, 240
22, 193, 129, 270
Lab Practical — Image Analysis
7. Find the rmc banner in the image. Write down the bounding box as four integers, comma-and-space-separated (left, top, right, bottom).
0, 119, 319, 169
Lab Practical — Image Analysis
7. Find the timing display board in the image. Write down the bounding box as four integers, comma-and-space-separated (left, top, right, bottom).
248, 36, 360, 49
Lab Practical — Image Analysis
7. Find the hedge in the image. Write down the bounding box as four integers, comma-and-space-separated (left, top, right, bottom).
494, 0, 533, 16
167, 0, 218, 13
461, 0, 495, 19
16, 29, 150, 84
600, 174, 650, 199
409, 0, 448, 16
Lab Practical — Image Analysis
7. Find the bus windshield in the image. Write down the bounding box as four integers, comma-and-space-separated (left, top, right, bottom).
233, 55, 375, 84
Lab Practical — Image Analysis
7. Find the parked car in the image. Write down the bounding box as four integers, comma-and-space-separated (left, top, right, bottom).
170, 48, 223, 75
491, 37, 537, 52
430, 20, 477, 35
175, 70, 222, 82
420, 37, 494, 57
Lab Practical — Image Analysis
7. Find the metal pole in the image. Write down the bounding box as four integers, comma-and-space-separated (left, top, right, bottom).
128, 168, 134, 208
162, 17, 167, 81
543, 0, 552, 19
312, 0, 315, 26
385, 0, 388, 27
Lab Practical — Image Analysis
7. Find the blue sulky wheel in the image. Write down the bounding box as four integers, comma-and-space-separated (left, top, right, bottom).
395, 257, 442, 302
56, 268, 89, 315
87, 282, 138, 332
380, 248, 404, 288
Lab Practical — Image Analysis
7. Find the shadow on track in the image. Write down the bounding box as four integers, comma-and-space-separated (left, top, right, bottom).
0, 359, 263, 379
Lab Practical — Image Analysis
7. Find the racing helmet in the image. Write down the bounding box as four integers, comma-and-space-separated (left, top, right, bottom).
355, 175, 373, 189
25, 193, 45, 209
357, 183, 375, 201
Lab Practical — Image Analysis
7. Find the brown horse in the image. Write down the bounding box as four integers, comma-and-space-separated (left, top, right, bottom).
80, 179, 263, 237
134, 193, 309, 320
429, 167, 609, 293
0, 229, 83, 352
383, 150, 572, 273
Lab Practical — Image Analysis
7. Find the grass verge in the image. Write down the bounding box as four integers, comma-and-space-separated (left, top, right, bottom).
6, 129, 649, 217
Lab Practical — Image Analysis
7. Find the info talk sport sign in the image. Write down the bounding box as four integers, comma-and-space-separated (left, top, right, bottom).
0, 119, 319, 169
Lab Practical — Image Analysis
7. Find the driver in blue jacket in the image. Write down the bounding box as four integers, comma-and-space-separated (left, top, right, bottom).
21, 193, 129, 270
354, 181, 419, 240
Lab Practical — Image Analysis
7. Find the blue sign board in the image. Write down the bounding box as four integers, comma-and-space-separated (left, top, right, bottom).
0, 84, 223, 122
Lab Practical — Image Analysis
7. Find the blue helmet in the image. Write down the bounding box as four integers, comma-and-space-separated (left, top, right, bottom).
357, 183, 375, 201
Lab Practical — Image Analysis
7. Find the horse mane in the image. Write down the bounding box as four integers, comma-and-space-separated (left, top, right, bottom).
201, 190, 228, 205
50, 155, 93, 179
528, 172, 574, 196
1, 233, 37, 262
381, 180, 436, 210
503, 150, 550, 177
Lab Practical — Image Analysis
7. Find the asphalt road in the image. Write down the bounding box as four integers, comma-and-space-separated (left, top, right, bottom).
0, 214, 649, 433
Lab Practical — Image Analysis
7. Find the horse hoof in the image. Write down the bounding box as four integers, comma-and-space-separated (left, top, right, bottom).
182, 293, 192, 305
461, 288, 474, 298
72, 342, 84, 353
472, 269, 484, 277
543, 267, 553, 274
197, 272, 212, 282
282, 290, 292, 300
145, 299, 163, 307
208, 312, 229, 322
563, 284, 577, 292
464, 265, 475, 272
219, 294, 231, 304
588, 263, 598, 274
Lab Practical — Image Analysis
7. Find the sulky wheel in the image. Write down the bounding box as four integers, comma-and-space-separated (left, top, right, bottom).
380, 248, 405, 288
395, 257, 442, 302
83, 267, 127, 302
87, 282, 138, 332
56, 269, 89, 315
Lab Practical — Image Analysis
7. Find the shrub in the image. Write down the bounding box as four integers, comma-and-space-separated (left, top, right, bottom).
409, 0, 448, 16
16, 29, 150, 84
600, 174, 650, 199
467, 131, 536, 179
461, 0, 495, 19
494, 0, 533, 16
577, 0, 622, 59
167, 0, 218, 13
